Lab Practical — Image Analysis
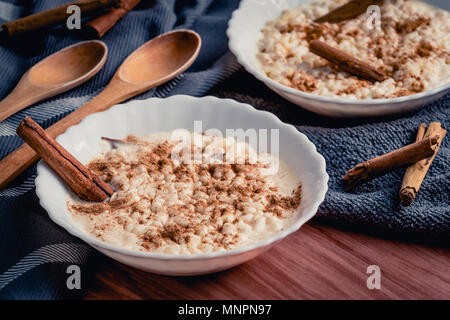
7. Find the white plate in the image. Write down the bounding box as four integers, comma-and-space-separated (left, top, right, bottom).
35, 95, 328, 276
227, 0, 450, 117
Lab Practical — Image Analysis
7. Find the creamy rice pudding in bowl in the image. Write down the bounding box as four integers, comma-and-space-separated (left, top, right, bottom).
35, 95, 328, 275
227, 0, 450, 117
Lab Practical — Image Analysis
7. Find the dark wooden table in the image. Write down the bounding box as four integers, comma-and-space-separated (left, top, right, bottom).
84, 221, 449, 300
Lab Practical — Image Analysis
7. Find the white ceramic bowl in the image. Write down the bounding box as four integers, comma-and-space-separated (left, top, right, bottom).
227, 0, 450, 117
35, 95, 328, 276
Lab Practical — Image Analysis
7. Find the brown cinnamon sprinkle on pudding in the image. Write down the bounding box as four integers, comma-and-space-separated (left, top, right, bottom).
337, 80, 370, 95
394, 16, 430, 34
416, 41, 433, 58
68, 133, 302, 254
265, 185, 302, 218
257, 0, 450, 99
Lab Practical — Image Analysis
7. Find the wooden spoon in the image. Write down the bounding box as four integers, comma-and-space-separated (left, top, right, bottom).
0, 29, 201, 190
0, 40, 108, 122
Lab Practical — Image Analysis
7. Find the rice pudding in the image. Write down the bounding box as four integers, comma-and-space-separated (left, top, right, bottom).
67, 132, 301, 254
257, 0, 450, 99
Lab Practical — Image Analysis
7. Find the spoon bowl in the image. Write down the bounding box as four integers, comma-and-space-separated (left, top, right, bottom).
0, 40, 107, 122
29, 41, 107, 87
120, 29, 201, 85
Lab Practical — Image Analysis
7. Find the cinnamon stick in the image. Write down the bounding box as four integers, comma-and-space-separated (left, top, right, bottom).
1, 0, 118, 40
343, 136, 440, 191
309, 40, 387, 82
399, 123, 446, 206
17, 117, 113, 201
85, 0, 141, 38
315, 0, 384, 23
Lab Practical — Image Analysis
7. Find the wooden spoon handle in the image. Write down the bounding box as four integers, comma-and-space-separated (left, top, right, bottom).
0, 143, 39, 189
0, 94, 33, 123
0, 72, 39, 122
0, 78, 133, 190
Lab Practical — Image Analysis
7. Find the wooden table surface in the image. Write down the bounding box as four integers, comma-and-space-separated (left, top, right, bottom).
84, 221, 449, 300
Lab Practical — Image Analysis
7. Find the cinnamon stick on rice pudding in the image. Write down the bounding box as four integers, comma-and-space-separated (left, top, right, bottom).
257, 0, 450, 99
67, 133, 302, 254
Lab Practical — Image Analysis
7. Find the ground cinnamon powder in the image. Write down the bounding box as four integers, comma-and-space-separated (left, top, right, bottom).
68, 135, 302, 252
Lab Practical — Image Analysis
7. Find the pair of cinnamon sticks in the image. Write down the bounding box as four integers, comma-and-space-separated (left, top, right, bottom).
309, 0, 388, 82
1, 0, 141, 40
343, 122, 446, 206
